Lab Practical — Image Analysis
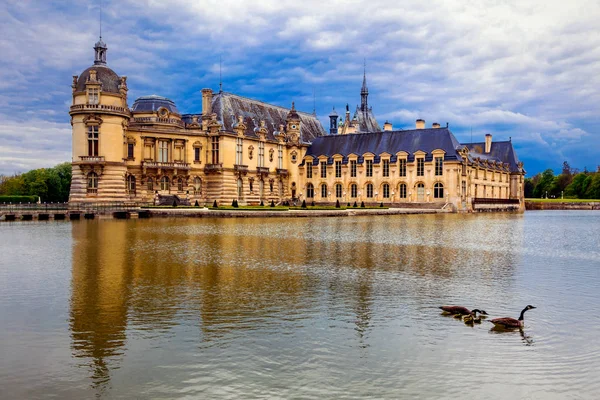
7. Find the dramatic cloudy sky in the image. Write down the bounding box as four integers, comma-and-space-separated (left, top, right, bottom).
1, 0, 599, 175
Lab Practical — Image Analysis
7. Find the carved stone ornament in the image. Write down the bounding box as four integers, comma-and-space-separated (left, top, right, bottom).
83, 114, 103, 125
269, 148, 274, 162
290, 150, 298, 164
248, 145, 254, 160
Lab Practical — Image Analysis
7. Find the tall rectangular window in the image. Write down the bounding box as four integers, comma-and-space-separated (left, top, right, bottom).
417, 158, 424, 176
435, 157, 443, 176
88, 88, 99, 105
366, 160, 373, 177
87, 126, 99, 156
306, 162, 313, 178
278, 145, 283, 169
335, 160, 342, 178
258, 141, 265, 167
383, 159, 389, 177
195, 147, 201, 162
321, 161, 327, 178
350, 160, 357, 177
159, 141, 169, 162
399, 159, 406, 177
236, 138, 243, 165
127, 143, 134, 159
211, 136, 219, 164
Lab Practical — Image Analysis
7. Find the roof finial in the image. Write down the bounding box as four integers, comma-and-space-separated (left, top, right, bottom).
99, 0, 102, 40
312, 88, 316, 115
219, 55, 223, 93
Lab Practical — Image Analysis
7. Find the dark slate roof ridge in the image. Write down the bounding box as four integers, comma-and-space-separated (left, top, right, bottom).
216, 91, 316, 117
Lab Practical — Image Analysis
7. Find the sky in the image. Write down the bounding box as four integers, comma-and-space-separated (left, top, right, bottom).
1, 0, 599, 176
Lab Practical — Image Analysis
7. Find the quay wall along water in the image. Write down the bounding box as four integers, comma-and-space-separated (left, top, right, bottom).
525, 200, 600, 210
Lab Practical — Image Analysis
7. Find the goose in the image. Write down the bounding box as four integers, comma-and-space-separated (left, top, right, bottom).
489, 305, 536, 329
439, 305, 488, 316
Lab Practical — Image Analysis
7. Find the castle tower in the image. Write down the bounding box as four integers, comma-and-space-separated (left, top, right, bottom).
69, 37, 131, 203
328, 107, 338, 134
285, 102, 301, 145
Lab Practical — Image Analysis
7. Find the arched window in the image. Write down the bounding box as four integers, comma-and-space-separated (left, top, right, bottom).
351, 184, 357, 198
383, 183, 390, 198
321, 183, 328, 198
366, 183, 373, 198
147, 177, 154, 191
306, 183, 314, 198
194, 177, 202, 195
434, 182, 444, 199
335, 183, 342, 198
177, 178, 184, 192
399, 183, 407, 199
160, 176, 170, 191
87, 172, 98, 194
127, 175, 136, 193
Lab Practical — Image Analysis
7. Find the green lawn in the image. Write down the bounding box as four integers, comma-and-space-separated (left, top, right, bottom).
525, 198, 600, 203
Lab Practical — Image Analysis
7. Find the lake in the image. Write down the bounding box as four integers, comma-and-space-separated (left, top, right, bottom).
1, 211, 599, 399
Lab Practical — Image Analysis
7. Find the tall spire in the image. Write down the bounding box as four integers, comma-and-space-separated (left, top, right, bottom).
94, 0, 107, 65
360, 58, 368, 111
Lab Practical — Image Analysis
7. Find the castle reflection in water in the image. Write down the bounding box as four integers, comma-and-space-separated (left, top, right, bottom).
68, 216, 523, 389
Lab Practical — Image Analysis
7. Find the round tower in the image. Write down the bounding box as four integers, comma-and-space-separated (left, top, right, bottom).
69, 37, 130, 203
329, 107, 338, 134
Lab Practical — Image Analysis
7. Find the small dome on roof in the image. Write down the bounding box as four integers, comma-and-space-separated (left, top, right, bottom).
75, 65, 120, 94
131, 95, 180, 114
329, 107, 338, 117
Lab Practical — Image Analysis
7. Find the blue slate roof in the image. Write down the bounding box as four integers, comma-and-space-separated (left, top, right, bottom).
463, 141, 521, 172
305, 128, 463, 162
131, 95, 180, 114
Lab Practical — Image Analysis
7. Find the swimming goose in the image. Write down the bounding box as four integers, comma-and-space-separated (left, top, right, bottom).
489, 305, 536, 329
439, 306, 488, 316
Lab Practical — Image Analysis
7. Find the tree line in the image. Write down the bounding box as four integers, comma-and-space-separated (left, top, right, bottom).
525, 162, 600, 199
0, 162, 72, 203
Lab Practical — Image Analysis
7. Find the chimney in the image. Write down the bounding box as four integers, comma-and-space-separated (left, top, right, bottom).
383, 121, 393, 131
485, 134, 492, 153
416, 119, 425, 129
432, 122, 440, 128
201, 88, 213, 118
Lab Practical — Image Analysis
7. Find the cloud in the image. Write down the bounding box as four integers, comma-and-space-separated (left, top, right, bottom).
0, 0, 599, 175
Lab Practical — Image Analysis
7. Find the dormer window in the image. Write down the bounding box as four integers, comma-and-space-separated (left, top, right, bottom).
88, 88, 99, 105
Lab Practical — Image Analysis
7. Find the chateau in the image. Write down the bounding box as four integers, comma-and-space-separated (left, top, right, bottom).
69, 38, 525, 212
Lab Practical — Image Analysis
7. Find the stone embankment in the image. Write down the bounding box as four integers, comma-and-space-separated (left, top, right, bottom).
147, 208, 446, 218
525, 201, 600, 210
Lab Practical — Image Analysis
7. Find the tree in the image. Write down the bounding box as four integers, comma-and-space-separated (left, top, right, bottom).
533, 169, 555, 198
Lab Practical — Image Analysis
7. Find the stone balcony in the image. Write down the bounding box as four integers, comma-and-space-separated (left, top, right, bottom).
234, 164, 249, 175
69, 103, 130, 118
142, 161, 190, 170
204, 163, 223, 173
256, 167, 270, 175
131, 116, 185, 128
78, 156, 106, 164
276, 168, 288, 177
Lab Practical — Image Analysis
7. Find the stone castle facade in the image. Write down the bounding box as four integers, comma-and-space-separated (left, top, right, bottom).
69, 38, 525, 212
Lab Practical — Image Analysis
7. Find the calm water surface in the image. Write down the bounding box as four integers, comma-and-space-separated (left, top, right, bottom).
1, 211, 599, 399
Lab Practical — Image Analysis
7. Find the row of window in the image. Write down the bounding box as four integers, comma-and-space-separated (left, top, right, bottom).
87, 128, 285, 168
86, 173, 203, 194
306, 157, 444, 178
305, 182, 444, 199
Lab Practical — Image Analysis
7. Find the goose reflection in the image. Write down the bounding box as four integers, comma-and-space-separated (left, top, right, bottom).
489, 326, 534, 346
